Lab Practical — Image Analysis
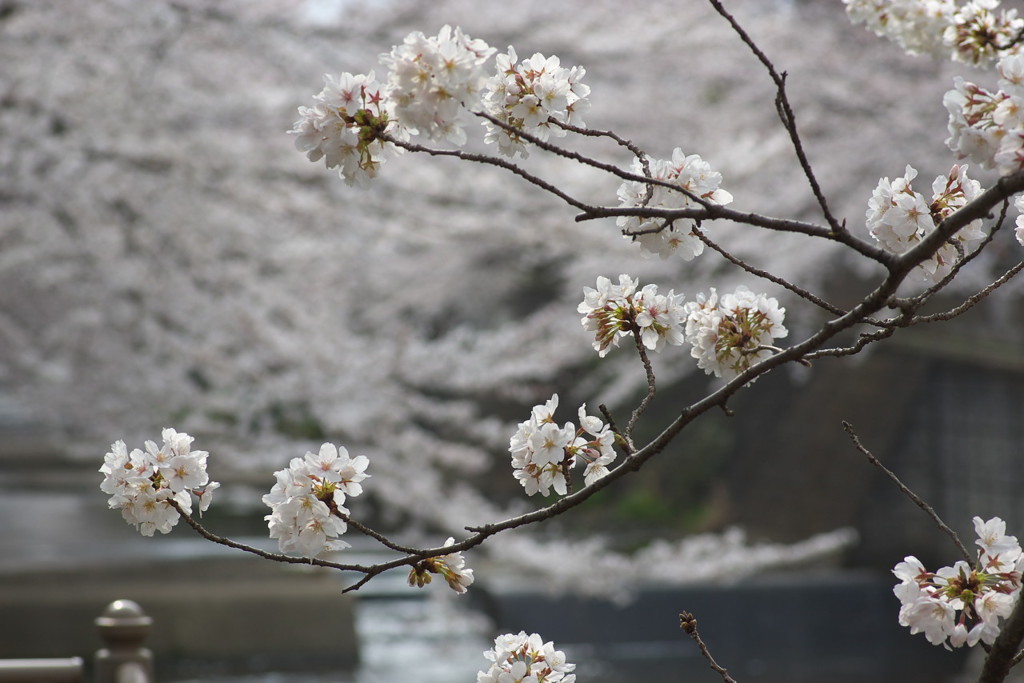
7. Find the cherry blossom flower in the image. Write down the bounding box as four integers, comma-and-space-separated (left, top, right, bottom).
578, 274, 685, 357
845, 0, 1023, 64
893, 516, 1024, 649
1014, 195, 1024, 245
616, 148, 733, 260
482, 46, 590, 158
684, 286, 788, 381
477, 631, 576, 683
945, 1, 1024, 66
381, 25, 495, 146
864, 164, 986, 284
99, 428, 219, 536
407, 537, 475, 594
844, 0, 955, 57
509, 394, 617, 497
262, 443, 370, 557
289, 71, 404, 186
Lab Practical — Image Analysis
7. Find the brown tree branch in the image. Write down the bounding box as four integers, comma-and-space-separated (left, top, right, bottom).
978, 598, 1024, 683
842, 421, 971, 563
693, 226, 846, 317
706, 0, 843, 235
626, 326, 657, 442
680, 611, 738, 683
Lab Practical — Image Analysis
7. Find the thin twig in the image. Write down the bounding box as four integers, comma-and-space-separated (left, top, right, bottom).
474, 110, 706, 206
386, 136, 594, 212
550, 119, 655, 206
706, 0, 842, 234
626, 327, 657, 441
693, 227, 846, 316
169, 498, 370, 571
680, 612, 738, 683
599, 403, 634, 457
912, 261, 1024, 324
576, 203, 887, 261
842, 421, 971, 563
342, 515, 422, 555
804, 326, 897, 360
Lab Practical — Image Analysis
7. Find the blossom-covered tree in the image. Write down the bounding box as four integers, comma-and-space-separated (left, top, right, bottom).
7, 0, 1024, 680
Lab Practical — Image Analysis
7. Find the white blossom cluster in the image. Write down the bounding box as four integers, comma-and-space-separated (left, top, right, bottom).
844, 0, 1023, 65
476, 632, 576, 683
290, 71, 404, 187
407, 536, 476, 594
481, 47, 590, 158
616, 148, 734, 260
865, 164, 986, 283
290, 25, 589, 184
946, 0, 1024, 65
380, 25, 495, 146
100, 428, 220, 537
262, 443, 369, 557
684, 286, 789, 381
577, 274, 686, 357
509, 394, 616, 497
894, 517, 1023, 649
1015, 195, 1024, 244
946, 54, 1024, 176
578, 276, 788, 380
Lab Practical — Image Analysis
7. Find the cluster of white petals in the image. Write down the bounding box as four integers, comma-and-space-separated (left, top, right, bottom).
262, 443, 369, 558
578, 274, 685, 357
100, 428, 219, 537
289, 71, 404, 187
616, 148, 734, 260
481, 47, 590, 158
684, 286, 788, 381
844, 0, 954, 57
1015, 195, 1024, 245
477, 632, 576, 683
844, 0, 1022, 65
380, 25, 495, 146
946, 1, 1024, 65
509, 394, 616, 497
865, 164, 986, 283
407, 537, 475, 594
894, 517, 1023, 649
946, 54, 1024, 176
292, 26, 589, 178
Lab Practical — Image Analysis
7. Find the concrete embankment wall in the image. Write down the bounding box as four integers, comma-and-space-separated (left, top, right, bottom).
0, 556, 359, 675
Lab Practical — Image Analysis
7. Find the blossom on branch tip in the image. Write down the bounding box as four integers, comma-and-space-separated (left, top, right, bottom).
262, 443, 370, 558
1014, 195, 1024, 245
864, 164, 986, 284
99, 428, 219, 536
845, 0, 1022, 65
616, 148, 733, 260
578, 274, 685, 357
477, 631, 576, 683
289, 71, 404, 186
684, 286, 787, 381
381, 25, 495, 146
509, 394, 617, 497
481, 46, 590, 158
408, 537, 475, 594
844, 0, 955, 57
893, 516, 1023, 649
945, 1, 1024, 66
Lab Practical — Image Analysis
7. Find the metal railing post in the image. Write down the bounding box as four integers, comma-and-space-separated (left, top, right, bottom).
94, 600, 154, 683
